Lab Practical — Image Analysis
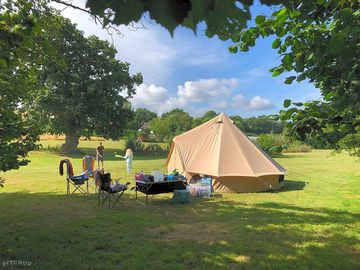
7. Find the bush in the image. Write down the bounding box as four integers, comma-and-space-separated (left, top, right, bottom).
256, 134, 285, 155
144, 143, 167, 155
283, 141, 312, 153
124, 137, 144, 153
338, 133, 360, 157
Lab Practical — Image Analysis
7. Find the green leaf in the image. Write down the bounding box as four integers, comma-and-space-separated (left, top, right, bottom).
285, 108, 298, 118
0, 58, 7, 67
276, 8, 288, 21
241, 31, 251, 43
272, 38, 281, 49
85, 0, 107, 16
291, 10, 301, 18
324, 91, 335, 101
283, 99, 291, 108
275, 27, 286, 37
240, 44, 249, 52
296, 74, 306, 82
272, 67, 284, 77
329, 35, 345, 54
112, 0, 145, 26
255, 15, 266, 25
284, 76, 296, 84
282, 54, 292, 70
228, 45, 238, 53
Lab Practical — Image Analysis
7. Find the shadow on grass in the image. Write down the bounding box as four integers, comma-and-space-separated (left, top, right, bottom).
0, 190, 358, 269
275, 179, 307, 192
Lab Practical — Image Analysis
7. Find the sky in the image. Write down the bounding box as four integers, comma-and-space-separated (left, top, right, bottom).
53, 0, 321, 117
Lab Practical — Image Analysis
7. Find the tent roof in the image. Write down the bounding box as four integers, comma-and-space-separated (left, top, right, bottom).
167, 113, 285, 177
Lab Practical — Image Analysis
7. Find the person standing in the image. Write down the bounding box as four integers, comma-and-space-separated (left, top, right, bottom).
96, 142, 105, 169
115, 148, 133, 174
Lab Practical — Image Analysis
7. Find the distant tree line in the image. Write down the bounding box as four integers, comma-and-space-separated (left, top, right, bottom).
128, 108, 284, 144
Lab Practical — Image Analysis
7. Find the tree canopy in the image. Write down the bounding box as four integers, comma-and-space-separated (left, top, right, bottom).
150, 109, 193, 142
84, 0, 288, 41
0, 1, 143, 172
232, 1, 359, 154
40, 16, 142, 152
130, 108, 158, 131
0, 0, 50, 172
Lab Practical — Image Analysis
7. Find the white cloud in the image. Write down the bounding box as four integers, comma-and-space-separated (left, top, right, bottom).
131, 79, 274, 115
248, 96, 275, 110
131, 78, 237, 115
231, 94, 274, 111
177, 78, 237, 102
131, 84, 169, 109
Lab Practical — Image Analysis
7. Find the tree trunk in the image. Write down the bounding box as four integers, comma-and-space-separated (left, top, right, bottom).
62, 133, 80, 153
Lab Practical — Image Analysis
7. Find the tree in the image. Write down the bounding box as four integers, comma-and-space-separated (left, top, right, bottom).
192, 110, 218, 127
0, 60, 41, 172
150, 109, 193, 142
130, 108, 157, 130
150, 117, 172, 142
242, 115, 283, 135
233, 1, 359, 153
40, 16, 142, 152
230, 115, 244, 130
0, 0, 52, 172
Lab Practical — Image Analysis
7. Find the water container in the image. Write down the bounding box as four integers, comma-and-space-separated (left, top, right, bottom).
151, 171, 164, 182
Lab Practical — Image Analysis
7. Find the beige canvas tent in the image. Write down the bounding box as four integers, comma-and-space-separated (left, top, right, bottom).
166, 113, 285, 192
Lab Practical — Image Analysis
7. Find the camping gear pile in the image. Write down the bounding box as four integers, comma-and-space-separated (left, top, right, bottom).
134, 170, 187, 205
188, 177, 212, 198
135, 169, 185, 183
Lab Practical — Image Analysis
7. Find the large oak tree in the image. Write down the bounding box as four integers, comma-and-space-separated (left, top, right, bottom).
41, 16, 142, 152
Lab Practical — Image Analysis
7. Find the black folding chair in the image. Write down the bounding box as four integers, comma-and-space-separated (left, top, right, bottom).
98, 173, 129, 208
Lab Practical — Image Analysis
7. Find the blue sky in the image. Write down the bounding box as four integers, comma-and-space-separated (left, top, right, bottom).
55, 1, 321, 117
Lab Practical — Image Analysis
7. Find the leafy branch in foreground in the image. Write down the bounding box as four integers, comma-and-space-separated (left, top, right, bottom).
232, 1, 360, 155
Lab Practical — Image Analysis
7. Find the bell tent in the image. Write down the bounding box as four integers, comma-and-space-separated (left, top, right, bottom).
166, 113, 285, 192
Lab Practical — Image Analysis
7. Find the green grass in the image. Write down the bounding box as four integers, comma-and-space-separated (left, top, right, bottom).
0, 140, 359, 269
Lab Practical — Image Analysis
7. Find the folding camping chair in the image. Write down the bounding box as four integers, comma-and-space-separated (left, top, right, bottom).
67, 173, 89, 195
98, 172, 129, 208
82, 155, 96, 192
60, 159, 89, 195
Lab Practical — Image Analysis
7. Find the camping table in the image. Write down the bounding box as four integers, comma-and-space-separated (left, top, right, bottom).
135, 180, 187, 205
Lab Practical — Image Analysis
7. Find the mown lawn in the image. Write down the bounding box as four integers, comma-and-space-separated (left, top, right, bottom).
0, 140, 359, 269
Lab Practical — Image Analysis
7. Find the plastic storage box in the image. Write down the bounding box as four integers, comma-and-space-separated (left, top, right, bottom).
172, 189, 190, 204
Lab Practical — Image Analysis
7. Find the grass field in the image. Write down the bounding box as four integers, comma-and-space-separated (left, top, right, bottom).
0, 140, 359, 269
